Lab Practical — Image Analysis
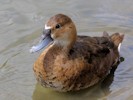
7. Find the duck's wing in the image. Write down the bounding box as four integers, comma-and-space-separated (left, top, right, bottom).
69, 32, 124, 62
73, 35, 112, 57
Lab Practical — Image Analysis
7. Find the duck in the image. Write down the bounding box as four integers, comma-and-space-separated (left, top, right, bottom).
30, 14, 124, 92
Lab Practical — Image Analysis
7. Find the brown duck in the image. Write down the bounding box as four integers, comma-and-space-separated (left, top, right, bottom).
30, 14, 124, 92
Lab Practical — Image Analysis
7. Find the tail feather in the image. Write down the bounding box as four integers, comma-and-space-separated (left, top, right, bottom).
103, 31, 109, 37
110, 33, 124, 52
118, 43, 122, 52
102, 32, 124, 52
102, 32, 124, 66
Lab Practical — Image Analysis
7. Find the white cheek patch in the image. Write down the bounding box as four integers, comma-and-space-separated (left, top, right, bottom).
45, 24, 51, 30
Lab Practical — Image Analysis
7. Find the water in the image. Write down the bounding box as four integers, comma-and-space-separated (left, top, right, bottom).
0, 0, 133, 100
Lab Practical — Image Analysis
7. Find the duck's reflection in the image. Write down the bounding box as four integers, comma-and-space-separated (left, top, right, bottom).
32, 57, 124, 100
101, 57, 125, 95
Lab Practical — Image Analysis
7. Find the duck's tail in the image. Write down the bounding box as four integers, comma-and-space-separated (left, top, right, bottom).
103, 32, 124, 67
110, 33, 124, 52
103, 31, 124, 52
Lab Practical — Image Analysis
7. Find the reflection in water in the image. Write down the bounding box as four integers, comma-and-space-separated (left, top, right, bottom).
101, 57, 125, 96
33, 83, 105, 100
32, 57, 124, 100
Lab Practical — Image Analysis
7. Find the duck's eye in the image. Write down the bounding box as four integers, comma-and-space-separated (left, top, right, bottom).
55, 24, 61, 29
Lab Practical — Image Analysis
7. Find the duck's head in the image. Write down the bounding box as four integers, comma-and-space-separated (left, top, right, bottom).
30, 14, 77, 53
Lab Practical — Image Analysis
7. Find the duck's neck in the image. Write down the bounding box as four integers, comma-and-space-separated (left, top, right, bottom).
51, 42, 69, 55
53, 37, 76, 54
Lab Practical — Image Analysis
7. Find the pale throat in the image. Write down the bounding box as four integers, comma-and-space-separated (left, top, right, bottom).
53, 32, 76, 51
54, 39, 70, 46
52, 37, 74, 54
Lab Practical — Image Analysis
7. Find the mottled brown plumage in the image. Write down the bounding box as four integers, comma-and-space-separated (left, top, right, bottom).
32, 14, 124, 92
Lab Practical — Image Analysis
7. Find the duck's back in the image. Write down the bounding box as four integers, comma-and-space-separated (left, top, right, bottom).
62, 32, 124, 91
73, 32, 124, 62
